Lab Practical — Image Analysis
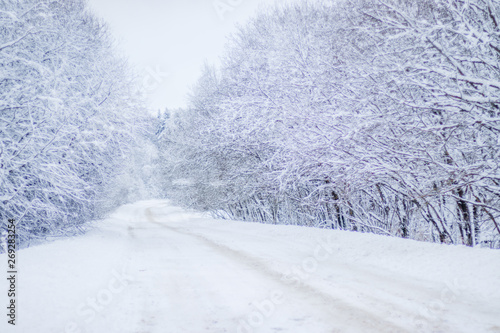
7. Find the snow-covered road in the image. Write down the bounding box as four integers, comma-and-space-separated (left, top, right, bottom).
2, 200, 500, 333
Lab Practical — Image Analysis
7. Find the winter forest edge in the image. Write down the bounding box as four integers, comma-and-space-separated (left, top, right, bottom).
1, 0, 500, 250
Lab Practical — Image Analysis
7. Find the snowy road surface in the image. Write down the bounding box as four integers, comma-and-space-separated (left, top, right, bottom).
1, 200, 500, 333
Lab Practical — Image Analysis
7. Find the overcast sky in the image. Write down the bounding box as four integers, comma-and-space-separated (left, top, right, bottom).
86, 0, 293, 113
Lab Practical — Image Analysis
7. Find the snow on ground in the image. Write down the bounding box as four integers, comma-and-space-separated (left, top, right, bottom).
1, 199, 500, 333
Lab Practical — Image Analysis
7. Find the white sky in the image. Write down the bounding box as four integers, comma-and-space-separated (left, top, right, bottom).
86, 0, 291, 113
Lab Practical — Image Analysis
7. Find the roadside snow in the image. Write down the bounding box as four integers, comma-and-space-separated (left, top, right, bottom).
1, 200, 499, 333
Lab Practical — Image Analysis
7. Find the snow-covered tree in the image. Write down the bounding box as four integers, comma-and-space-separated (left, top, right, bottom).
159, 0, 500, 248
0, 0, 147, 246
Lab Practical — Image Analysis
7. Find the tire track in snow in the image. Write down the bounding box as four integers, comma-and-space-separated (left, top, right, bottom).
144, 206, 411, 333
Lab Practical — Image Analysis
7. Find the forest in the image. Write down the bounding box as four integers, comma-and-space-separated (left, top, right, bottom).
158, 0, 500, 248
0, 0, 154, 246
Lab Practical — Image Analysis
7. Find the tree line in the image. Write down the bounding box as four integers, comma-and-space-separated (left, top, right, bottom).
0, 0, 151, 247
158, 0, 500, 248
